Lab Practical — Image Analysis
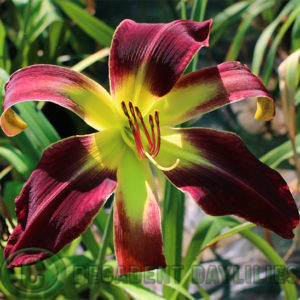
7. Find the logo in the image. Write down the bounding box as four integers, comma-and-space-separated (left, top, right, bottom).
1, 248, 66, 298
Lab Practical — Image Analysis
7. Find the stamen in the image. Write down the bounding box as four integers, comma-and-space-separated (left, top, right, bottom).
135, 106, 153, 150
149, 115, 156, 154
144, 152, 180, 171
121, 101, 130, 119
128, 102, 145, 158
121, 102, 163, 161
128, 120, 144, 160
153, 111, 161, 158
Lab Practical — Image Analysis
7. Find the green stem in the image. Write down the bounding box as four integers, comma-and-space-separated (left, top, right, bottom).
185, 0, 208, 74
72, 48, 110, 72
181, 0, 187, 20
89, 206, 114, 300
162, 180, 185, 299
16, 0, 32, 68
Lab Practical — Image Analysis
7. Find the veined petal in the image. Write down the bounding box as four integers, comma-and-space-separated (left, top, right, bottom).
1, 65, 119, 136
149, 62, 274, 126
4, 129, 125, 267
156, 127, 299, 238
114, 149, 166, 274
109, 19, 212, 115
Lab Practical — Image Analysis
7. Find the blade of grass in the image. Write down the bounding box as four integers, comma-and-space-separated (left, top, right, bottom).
186, 0, 208, 73
82, 227, 100, 259
162, 180, 185, 299
72, 47, 110, 72
210, 1, 250, 46
260, 134, 300, 168
292, 14, 300, 51
90, 206, 114, 300
181, 0, 187, 20
0, 144, 33, 178
240, 228, 298, 300
252, 0, 295, 75
0, 20, 11, 72
112, 282, 165, 300
225, 0, 276, 62
262, 5, 300, 85
55, 0, 113, 46
171, 217, 252, 300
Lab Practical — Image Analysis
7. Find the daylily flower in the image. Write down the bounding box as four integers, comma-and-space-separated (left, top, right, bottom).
1, 19, 299, 274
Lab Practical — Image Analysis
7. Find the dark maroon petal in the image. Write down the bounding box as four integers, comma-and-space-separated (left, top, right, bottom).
159, 128, 299, 238
114, 194, 166, 275
113, 150, 166, 274
1, 64, 118, 136
150, 62, 274, 126
4, 130, 125, 267
109, 19, 212, 109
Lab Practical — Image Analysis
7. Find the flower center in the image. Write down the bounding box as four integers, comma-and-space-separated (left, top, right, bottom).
121, 101, 161, 160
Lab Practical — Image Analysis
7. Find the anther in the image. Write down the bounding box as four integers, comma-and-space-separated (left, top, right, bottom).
135, 106, 142, 119
121, 101, 130, 119
155, 111, 159, 125
128, 101, 135, 117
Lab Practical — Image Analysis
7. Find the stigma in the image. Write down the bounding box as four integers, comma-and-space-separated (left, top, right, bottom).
121, 101, 161, 160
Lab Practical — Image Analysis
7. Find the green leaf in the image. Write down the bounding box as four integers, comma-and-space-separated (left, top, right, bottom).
112, 282, 165, 300
55, 0, 113, 46
90, 206, 114, 300
0, 144, 33, 177
260, 135, 300, 168
3, 181, 24, 218
262, 5, 300, 85
162, 180, 185, 298
0, 68, 9, 98
190, 0, 207, 22
15, 102, 60, 149
81, 227, 100, 259
173, 216, 297, 300
185, 0, 208, 73
183, 216, 225, 273
45, 20, 70, 62
27, 0, 61, 43
159, 270, 196, 300
210, 1, 250, 47
212, 1, 250, 32
93, 208, 114, 250
284, 49, 300, 91
239, 224, 298, 300
295, 87, 300, 106
252, 0, 295, 75
10, 102, 60, 164
292, 14, 300, 51
225, 0, 276, 62
0, 20, 11, 72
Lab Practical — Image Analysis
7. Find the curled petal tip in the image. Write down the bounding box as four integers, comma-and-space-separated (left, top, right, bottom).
0, 108, 28, 136
254, 97, 275, 121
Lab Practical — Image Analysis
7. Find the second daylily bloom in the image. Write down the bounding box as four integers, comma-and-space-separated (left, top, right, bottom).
1, 19, 299, 274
